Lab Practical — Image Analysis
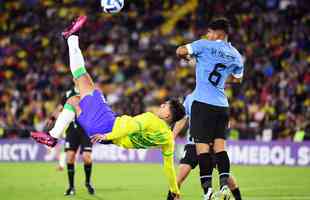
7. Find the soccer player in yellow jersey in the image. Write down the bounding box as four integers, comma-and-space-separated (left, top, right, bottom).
91, 108, 183, 200
31, 16, 185, 200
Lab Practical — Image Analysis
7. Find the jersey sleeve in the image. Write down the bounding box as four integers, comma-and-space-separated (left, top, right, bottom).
232, 57, 244, 79
186, 39, 210, 56
161, 141, 180, 195
183, 97, 190, 116
232, 63, 244, 78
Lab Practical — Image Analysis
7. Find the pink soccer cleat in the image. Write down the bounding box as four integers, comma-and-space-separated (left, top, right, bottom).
61, 15, 88, 39
31, 131, 58, 147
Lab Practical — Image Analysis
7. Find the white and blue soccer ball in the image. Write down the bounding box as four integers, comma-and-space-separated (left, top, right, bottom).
101, 0, 124, 13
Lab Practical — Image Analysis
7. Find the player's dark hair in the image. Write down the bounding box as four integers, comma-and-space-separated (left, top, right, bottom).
208, 18, 230, 34
169, 99, 185, 123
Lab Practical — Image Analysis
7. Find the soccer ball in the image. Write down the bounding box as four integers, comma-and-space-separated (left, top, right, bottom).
101, 0, 124, 13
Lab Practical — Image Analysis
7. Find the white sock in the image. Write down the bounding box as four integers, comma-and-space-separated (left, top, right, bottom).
49, 105, 75, 139
67, 35, 87, 78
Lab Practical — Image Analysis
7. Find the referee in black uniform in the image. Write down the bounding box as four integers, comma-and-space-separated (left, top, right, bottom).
48, 87, 95, 196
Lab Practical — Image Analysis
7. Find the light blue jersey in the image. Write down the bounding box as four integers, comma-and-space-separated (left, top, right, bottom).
187, 39, 244, 107
183, 94, 194, 144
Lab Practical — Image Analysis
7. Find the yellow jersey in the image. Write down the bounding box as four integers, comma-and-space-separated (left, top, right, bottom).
105, 112, 180, 195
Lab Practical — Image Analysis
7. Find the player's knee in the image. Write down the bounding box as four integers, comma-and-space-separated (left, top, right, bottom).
66, 96, 80, 106
82, 152, 92, 164
66, 96, 81, 115
213, 139, 226, 153
66, 151, 76, 164
196, 143, 210, 154
227, 176, 238, 190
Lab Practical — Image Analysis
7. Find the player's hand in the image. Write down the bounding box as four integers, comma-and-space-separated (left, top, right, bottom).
173, 194, 180, 200
188, 57, 196, 67
90, 134, 107, 144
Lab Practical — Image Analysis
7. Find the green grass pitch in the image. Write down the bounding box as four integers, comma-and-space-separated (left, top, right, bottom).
0, 163, 309, 200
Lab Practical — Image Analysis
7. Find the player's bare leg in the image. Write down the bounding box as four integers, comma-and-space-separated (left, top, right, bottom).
196, 143, 210, 154
31, 16, 89, 146
31, 94, 81, 147
49, 95, 81, 139
227, 176, 237, 191
66, 35, 96, 98
213, 139, 226, 153
177, 164, 192, 188
227, 176, 242, 200
61, 16, 97, 99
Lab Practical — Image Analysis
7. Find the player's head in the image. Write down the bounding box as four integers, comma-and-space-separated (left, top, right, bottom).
206, 18, 230, 41
157, 99, 185, 124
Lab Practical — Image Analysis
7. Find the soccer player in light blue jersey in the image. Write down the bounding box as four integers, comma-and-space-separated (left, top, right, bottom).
173, 94, 242, 200
176, 18, 244, 200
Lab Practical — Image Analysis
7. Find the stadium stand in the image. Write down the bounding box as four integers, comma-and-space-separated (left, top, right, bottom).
0, 0, 309, 140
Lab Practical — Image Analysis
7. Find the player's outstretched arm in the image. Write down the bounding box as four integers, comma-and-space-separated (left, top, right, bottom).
172, 117, 188, 139
162, 143, 181, 199
163, 154, 181, 199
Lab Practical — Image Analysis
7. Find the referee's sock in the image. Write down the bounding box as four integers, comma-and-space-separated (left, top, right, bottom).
84, 163, 92, 185
215, 151, 230, 189
67, 163, 75, 188
198, 153, 213, 194
231, 187, 242, 200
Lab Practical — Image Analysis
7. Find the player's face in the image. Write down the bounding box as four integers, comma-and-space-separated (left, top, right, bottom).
207, 28, 221, 40
206, 29, 218, 40
158, 101, 172, 121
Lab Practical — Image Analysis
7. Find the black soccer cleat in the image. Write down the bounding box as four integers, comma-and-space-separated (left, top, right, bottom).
85, 183, 95, 195
64, 187, 75, 196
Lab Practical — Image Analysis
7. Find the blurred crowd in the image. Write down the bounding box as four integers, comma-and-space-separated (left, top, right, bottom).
0, 0, 309, 141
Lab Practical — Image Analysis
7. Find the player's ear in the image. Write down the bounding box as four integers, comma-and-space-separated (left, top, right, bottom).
167, 112, 173, 123
165, 112, 170, 119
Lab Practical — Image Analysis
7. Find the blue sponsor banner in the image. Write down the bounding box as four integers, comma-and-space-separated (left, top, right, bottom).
0, 139, 310, 166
